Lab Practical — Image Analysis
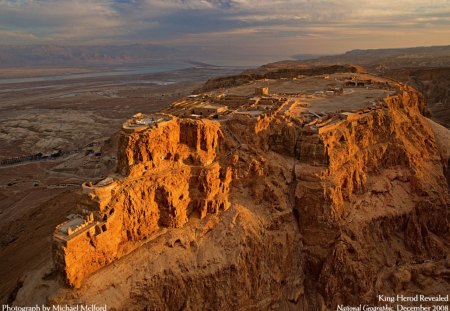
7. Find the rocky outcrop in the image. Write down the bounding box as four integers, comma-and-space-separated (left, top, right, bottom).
382, 67, 450, 127
53, 117, 233, 288
292, 87, 449, 308
426, 118, 450, 186
44, 77, 449, 310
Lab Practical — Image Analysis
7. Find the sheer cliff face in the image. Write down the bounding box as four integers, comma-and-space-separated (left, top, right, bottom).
322, 88, 444, 217
382, 67, 450, 128
292, 87, 449, 307
117, 118, 232, 221
47, 81, 449, 309
117, 119, 222, 176
53, 118, 232, 288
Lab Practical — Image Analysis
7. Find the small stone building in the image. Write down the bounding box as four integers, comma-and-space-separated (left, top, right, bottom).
191, 104, 228, 116
255, 87, 269, 96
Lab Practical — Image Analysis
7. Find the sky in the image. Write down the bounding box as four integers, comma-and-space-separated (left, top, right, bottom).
0, 0, 450, 63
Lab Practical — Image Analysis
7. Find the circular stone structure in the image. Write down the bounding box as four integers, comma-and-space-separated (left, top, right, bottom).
122, 113, 173, 133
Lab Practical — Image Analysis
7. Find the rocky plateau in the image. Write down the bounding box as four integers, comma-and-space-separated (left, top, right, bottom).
7, 65, 450, 310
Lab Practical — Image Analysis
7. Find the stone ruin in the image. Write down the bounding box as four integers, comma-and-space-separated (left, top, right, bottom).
255, 87, 269, 96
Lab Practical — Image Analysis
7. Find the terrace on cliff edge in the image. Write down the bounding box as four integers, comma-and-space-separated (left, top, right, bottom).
14, 65, 449, 310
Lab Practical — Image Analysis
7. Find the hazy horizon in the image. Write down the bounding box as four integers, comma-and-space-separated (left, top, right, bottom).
1, 0, 449, 65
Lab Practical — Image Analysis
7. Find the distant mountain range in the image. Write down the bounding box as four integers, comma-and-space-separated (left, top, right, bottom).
1, 44, 449, 70
290, 53, 331, 60
0, 44, 192, 68
297, 45, 450, 69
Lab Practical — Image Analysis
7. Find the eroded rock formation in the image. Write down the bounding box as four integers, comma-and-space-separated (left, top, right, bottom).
46, 70, 449, 310
53, 114, 232, 287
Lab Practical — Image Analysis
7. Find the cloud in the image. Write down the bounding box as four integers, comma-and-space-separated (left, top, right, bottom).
0, 0, 126, 43
0, 0, 449, 61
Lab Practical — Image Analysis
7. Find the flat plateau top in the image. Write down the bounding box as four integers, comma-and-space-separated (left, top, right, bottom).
209, 73, 391, 95
207, 72, 396, 114
295, 88, 392, 114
